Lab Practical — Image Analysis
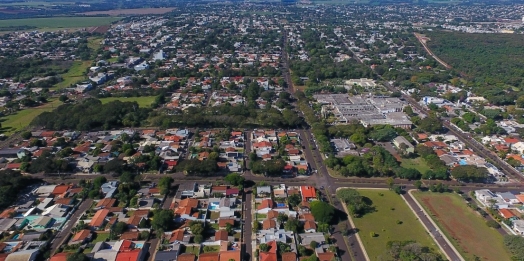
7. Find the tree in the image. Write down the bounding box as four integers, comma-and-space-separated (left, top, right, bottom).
336, 188, 373, 217
158, 176, 173, 195
310, 240, 318, 249
189, 221, 205, 236
21, 131, 32, 140
450, 165, 488, 182
59, 95, 69, 103
284, 217, 300, 232
414, 180, 423, 190
66, 253, 89, 261
369, 127, 397, 142
151, 209, 174, 232
386, 177, 394, 189
259, 243, 270, 252
113, 221, 127, 235
310, 201, 335, 224
224, 173, 245, 187
194, 235, 203, 244
288, 193, 302, 207
252, 221, 260, 232
277, 213, 289, 225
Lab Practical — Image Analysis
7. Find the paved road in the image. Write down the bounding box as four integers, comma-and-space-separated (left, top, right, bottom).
243, 191, 253, 261
403, 192, 462, 261
51, 198, 93, 255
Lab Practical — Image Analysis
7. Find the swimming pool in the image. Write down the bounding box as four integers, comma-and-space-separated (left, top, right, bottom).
459, 159, 467, 165
209, 202, 219, 210
12, 234, 19, 240
135, 243, 144, 248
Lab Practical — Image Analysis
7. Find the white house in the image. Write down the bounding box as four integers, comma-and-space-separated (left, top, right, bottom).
514, 220, 524, 235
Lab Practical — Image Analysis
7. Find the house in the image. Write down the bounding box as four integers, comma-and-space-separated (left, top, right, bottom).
197, 253, 219, 261
50, 253, 69, 261
257, 199, 275, 214
116, 249, 143, 261
169, 229, 185, 243
257, 186, 272, 197
499, 209, 516, 219
5, 249, 39, 261
218, 250, 241, 261
300, 186, 316, 201
262, 219, 277, 230
226, 188, 239, 197
299, 232, 326, 246
513, 220, 524, 235
393, 136, 414, 153
218, 218, 235, 228
498, 192, 519, 204
215, 230, 229, 241
259, 240, 277, 261
90, 209, 110, 228
69, 229, 92, 245
317, 252, 336, 261
175, 254, 195, 261
281, 252, 297, 261
304, 220, 317, 233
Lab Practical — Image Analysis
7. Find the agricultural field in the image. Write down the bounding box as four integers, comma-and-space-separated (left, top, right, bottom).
352, 189, 438, 260
401, 157, 431, 174
413, 192, 511, 261
80, 7, 176, 16
53, 61, 91, 90
99, 96, 156, 108
0, 16, 120, 30
0, 99, 62, 134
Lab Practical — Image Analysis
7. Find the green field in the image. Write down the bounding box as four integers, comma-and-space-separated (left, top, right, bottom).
413, 192, 511, 261
99, 96, 156, 108
352, 189, 438, 260
53, 61, 91, 90
401, 157, 431, 174
0, 17, 120, 30
0, 99, 62, 134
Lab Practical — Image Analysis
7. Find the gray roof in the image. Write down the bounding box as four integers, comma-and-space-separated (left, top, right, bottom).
5, 249, 39, 261
0, 218, 17, 231
154, 251, 179, 261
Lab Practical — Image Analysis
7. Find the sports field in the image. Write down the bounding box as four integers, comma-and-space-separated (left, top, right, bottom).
352, 189, 438, 260
99, 96, 156, 108
413, 192, 511, 261
0, 99, 62, 134
0, 17, 119, 30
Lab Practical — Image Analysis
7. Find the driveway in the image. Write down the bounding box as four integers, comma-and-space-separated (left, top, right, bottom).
51, 198, 93, 254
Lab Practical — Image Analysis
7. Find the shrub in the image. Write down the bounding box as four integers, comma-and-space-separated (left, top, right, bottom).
396, 220, 403, 225
370, 232, 377, 237
486, 220, 501, 229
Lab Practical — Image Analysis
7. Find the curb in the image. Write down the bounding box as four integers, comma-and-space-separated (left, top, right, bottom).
336, 187, 370, 261
406, 190, 464, 261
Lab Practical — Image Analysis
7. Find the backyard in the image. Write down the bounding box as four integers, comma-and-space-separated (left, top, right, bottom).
351, 189, 438, 260
413, 192, 511, 261
183, 245, 200, 256
401, 157, 431, 174
98, 96, 156, 108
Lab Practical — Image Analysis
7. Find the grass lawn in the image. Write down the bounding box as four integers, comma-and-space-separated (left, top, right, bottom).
87, 37, 103, 52
401, 157, 431, 174
92, 232, 110, 243
209, 212, 220, 220
99, 96, 156, 108
0, 99, 62, 134
413, 192, 511, 261
0, 17, 120, 30
256, 213, 267, 220
210, 223, 219, 230
184, 246, 200, 256
352, 189, 438, 260
203, 245, 220, 253
53, 60, 91, 89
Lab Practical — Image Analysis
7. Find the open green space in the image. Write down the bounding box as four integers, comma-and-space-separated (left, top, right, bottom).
91, 232, 110, 243
52, 61, 91, 90
400, 157, 431, 174
184, 245, 200, 256
352, 189, 438, 260
413, 192, 511, 261
0, 17, 120, 30
99, 96, 156, 108
202, 245, 220, 253
0, 99, 62, 135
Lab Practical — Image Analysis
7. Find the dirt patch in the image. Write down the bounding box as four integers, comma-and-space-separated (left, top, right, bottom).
420, 194, 509, 260
89, 25, 110, 33
79, 7, 176, 16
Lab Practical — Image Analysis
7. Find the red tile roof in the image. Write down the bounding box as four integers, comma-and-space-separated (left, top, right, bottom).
120, 231, 139, 241
198, 253, 220, 261
317, 252, 335, 261
50, 253, 68, 261
258, 199, 275, 210
259, 241, 277, 261
500, 209, 516, 219
219, 250, 241, 261
169, 229, 184, 243
72, 229, 91, 242
90, 209, 109, 227
177, 254, 195, 261
215, 230, 229, 241
116, 249, 141, 261
281, 252, 297, 261
301, 186, 316, 200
